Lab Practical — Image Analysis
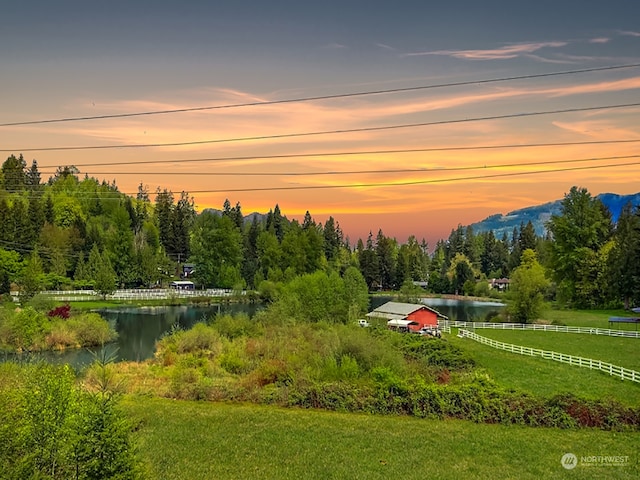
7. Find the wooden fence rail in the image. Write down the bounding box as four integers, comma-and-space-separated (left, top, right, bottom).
11, 288, 236, 302
439, 320, 640, 338
458, 329, 640, 383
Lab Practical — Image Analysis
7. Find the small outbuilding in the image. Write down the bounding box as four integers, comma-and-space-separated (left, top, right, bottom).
169, 280, 195, 290
366, 301, 448, 333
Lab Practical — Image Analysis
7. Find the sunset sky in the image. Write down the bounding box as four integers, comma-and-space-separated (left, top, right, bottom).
1, 0, 639, 246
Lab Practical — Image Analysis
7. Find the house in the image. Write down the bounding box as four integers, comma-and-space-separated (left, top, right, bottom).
170, 280, 195, 290
366, 301, 448, 333
181, 263, 196, 278
490, 278, 510, 291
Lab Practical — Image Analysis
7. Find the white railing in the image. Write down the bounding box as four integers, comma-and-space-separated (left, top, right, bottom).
12, 288, 237, 302
458, 329, 640, 383
441, 320, 640, 338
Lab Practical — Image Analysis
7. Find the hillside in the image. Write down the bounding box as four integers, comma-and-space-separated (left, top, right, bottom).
468, 192, 640, 238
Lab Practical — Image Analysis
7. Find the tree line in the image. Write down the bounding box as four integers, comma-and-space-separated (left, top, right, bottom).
1, 155, 639, 311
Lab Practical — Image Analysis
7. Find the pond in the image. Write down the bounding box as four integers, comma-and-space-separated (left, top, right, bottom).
4, 303, 261, 368
370, 296, 504, 323
5, 296, 502, 367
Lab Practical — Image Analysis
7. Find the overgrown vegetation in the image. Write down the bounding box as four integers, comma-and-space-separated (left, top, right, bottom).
0, 360, 142, 479
103, 309, 639, 431
0, 303, 116, 352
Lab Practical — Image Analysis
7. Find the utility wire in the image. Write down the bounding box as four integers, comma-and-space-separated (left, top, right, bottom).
41, 154, 637, 177
2, 63, 639, 127
7, 158, 639, 197
35, 138, 640, 168
5, 102, 640, 153
181, 160, 640, 193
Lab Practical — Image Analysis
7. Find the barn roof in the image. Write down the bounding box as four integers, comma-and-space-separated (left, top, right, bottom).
387, 319, 419, 327
366, 301, 448, 321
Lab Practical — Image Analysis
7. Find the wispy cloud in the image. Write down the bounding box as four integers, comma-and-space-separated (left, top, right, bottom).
374, 43, 395, 51
403, 41, 567, 60
619, 30, 640, 37
589, 37, 610, 44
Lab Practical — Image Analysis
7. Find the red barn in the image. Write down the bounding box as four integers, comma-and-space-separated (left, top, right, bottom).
366, 301, 448, 333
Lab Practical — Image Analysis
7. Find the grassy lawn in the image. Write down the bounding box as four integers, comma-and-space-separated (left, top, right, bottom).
122, 396, 639, 480
540, 308, 640, 330
474, 330, 640, 371
447, 332, 640, 404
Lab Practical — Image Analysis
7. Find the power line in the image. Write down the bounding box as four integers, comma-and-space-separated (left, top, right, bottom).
160, 161, 640, 193
45, 154, 638, 177
2, 63, 639, 127
5, 102, 640, 153
8, 158, 639, 197
36, 138, 640, 168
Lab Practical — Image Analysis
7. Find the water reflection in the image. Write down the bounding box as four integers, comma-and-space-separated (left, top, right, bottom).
3, 303, 261, 368
4, 297, 502, 367
370, 296, 504, 323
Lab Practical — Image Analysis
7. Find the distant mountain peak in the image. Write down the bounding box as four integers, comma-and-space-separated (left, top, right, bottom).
468, 192, 640, 239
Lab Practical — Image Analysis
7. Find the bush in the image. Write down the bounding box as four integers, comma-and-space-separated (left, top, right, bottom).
48, 304, 71, 319
174, 323, 223, 355
64, 313, 117, 346
213, 313, 262, 339
2, 307, 50, 351
399, 336, 476, 370
0, 362, 142, 479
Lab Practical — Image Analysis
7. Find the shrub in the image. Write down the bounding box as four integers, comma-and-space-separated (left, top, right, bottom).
65, 313, 117, 346
4, 307, 50, 351
399, 336, 476, 370
48, 304, 71, 319
175, 323, 223, 355
214, 312, 262, 339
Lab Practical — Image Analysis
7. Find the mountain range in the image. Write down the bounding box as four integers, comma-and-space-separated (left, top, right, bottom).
467, 192, 640, 239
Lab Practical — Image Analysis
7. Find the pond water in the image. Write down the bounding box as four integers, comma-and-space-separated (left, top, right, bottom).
4, 303, 261, 368
370, 296, 504, 323
4, 296, 502, 367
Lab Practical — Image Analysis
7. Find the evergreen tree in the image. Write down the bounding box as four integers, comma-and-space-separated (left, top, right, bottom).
376, 230, 397, 290
1, 154, 26, 192
172, 191, 195, 262
323, 216, 341, 262
547, 186, 613, 307
25, 159, 41, 191
155, 188, 174, 255
607, 203, 640, 309
358, 232, 379, 290
44, 195, 55, 224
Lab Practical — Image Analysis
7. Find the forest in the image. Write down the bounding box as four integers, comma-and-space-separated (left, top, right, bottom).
1, 153, 640, 312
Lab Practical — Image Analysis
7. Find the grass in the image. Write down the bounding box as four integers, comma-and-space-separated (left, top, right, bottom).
541, 307, 640, 330
122, 396, 640, 480
475, 330, 640, 371
447, 332, 640, 405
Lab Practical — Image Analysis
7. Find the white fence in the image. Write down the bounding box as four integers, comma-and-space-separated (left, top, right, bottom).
12, 288, 236, 302
458, 329, 640, 383
440, 320, 640, 338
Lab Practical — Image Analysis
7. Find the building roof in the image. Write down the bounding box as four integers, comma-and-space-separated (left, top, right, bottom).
387, 319, 419, 327
366, 301, 448, 320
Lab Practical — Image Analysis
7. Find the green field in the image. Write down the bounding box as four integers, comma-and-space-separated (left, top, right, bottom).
122, 396, 639, 480
474, 330, 640, 371
447, 327, 640, 404
541, 308, 640, 330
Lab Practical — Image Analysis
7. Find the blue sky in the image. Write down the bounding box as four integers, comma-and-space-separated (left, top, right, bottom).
2, 0, 639, 244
